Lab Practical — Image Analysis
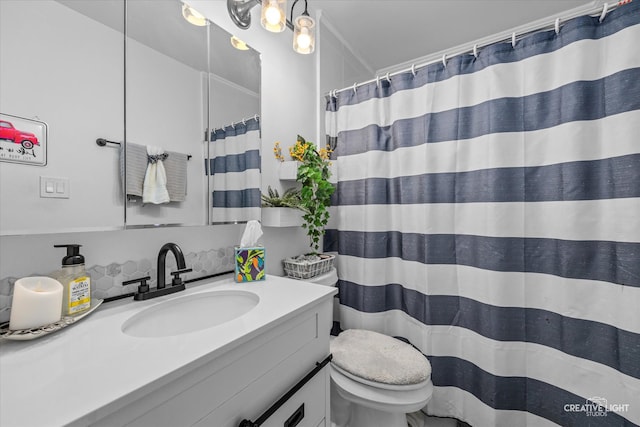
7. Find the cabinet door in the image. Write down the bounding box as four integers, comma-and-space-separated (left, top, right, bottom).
196, 365, 328, 427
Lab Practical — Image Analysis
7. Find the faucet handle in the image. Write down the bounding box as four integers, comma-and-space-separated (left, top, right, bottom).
123, 276, 151, 294
170, 268, 192, 286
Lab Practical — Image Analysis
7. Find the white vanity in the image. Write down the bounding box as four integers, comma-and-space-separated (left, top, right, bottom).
0, 275, 337, 427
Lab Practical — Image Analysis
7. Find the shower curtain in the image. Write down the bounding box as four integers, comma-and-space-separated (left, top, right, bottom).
325, 3, 640, 426
209, 116, 261, 223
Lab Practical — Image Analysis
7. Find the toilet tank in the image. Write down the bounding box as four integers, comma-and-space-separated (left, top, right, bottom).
308, 267, 338, 287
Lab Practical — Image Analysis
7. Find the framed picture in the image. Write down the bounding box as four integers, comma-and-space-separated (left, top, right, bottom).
0, 113, 48, 166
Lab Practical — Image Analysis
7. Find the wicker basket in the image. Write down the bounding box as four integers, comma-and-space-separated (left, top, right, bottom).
283, 254, 335, 280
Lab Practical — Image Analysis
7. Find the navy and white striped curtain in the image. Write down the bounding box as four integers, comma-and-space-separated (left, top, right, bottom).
325, 3, 640, 426
209, 117, 261, 223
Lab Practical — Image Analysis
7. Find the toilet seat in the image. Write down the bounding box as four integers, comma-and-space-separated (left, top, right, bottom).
330, 329, 431, 386
331, 364, 433, 413
331, 362, 430, 391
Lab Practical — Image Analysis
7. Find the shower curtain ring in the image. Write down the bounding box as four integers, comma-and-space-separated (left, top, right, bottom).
473, 44, 479, 58
599, 3, 609, 22
442, 54, 447, 67
353, 83, 358, 93
376, 75, 380, 88
411, 64, 416, 77
512, 32, 517, 48
555, 18, 561, 34
385, 72, 391, 83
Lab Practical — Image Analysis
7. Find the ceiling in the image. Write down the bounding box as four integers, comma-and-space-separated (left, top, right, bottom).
56, 0, 597, 91
312, 0, 591, 73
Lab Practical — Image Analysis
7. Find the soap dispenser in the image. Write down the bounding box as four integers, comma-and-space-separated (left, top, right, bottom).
53, 244, 92, 316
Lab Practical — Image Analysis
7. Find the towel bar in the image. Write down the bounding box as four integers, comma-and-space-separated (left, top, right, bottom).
97, 138, 191, 159
96, 138, 120, 146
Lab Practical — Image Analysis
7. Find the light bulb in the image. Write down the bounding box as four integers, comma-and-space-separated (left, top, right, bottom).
293, 15, 315, 54
264, 5, 282, 25
261, 0, 286, 32
296, 31, 311, 50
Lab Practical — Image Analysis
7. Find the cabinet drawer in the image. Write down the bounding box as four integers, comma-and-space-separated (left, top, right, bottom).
261, 366, 326, 427
197, 365, 328, 427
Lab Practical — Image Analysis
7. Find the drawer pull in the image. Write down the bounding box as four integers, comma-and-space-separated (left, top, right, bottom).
238, 354, 332, 427
284, 403, 304, 427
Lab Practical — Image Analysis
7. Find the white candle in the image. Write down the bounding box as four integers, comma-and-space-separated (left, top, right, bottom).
9, 276, 63, 330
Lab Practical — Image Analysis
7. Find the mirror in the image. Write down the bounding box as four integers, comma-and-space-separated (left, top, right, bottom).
0, 0, 125, 235
208, 26, 262, 224
0, 0, 262, 235
125, 0, 208, 227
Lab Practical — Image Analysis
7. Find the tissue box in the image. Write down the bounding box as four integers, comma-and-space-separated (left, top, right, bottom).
234, 247, 266, 282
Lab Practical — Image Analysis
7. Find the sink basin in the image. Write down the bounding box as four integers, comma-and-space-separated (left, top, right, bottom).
121, 290, 259, 338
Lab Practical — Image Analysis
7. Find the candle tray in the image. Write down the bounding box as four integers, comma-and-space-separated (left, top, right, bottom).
0, 299, 103, 341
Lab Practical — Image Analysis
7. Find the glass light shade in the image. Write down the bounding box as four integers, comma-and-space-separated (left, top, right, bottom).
182, 3, 208, 27
293, 15, 315, 54
261, 0, 287, 33
230, 35, 250, 51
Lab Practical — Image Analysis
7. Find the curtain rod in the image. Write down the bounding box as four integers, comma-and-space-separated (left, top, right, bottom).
212, 114, 260, 132
326, 0, 627, 97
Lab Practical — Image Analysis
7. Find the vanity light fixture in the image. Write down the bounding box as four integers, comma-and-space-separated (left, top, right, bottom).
227, 0, 315, 54
231, 35, 250, 50
292, 0, 314, 54
181, 2, 208, 26
227, 0, 260, 30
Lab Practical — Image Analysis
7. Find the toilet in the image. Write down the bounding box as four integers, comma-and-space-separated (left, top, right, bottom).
308, 269, 433, 427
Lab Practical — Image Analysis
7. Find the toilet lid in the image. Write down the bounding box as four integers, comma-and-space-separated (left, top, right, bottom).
330, 329, 431, 386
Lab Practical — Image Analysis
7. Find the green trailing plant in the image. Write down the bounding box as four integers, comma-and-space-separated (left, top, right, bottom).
261, 186, 302, 209
295, 135, 335, 254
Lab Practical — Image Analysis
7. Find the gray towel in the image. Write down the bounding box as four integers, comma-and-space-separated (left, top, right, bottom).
120, 143, 188, 202
121, 143, 147, 198
164, 151, 188, 202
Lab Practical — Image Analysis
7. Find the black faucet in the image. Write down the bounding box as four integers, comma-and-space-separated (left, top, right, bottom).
157, 242, 187, 289
123, 243, 192, 300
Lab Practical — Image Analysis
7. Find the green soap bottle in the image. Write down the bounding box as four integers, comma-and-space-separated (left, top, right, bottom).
53, 244, 91, 316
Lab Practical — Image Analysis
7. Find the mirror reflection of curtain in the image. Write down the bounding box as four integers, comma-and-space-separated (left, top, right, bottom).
209, 117, 261, 223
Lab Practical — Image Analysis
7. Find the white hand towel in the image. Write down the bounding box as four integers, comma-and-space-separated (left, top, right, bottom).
143, 146, 170, 204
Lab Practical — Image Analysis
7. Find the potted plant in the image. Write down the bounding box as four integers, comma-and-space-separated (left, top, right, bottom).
261, 186, 302, 208
281, 135, 336, 279
293, 135, 335, 253
260, 186, 304, 227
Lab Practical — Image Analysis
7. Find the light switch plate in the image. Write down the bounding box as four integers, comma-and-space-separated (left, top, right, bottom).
40, 176, 70, 198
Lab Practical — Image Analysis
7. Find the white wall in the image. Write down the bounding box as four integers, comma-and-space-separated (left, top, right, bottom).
0, 0, 318, 282
0, 0, 368, 282
317, 14, 372, 147
210, 75, 260, 130
0, 0, 124, 234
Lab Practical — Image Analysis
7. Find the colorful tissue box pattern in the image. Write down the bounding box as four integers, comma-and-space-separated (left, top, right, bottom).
234, 247, 265, 282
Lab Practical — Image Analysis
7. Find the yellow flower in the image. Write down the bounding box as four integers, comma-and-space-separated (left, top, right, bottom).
272, 141, 285, 162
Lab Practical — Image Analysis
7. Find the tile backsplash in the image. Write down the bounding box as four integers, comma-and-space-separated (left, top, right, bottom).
0, 246, 236, 324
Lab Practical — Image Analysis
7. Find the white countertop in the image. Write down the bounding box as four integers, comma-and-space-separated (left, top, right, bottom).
0, 275, 337, 427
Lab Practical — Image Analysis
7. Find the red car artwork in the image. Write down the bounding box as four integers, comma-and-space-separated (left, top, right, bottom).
0, 120, 39, 149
